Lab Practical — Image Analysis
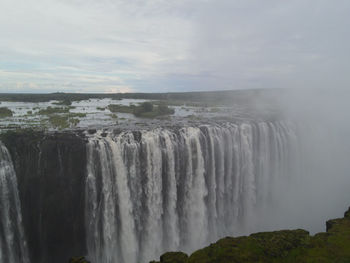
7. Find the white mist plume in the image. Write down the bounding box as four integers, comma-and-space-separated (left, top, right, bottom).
251, 88, 350, 234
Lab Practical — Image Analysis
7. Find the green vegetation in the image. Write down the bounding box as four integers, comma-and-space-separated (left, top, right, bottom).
186, 115, 202, 121
133, 102, 174, 118
108, 104, 136, 113
47, 114, 80, 130
141, 101, 153, 111
96, 107, 106, 111
150, 252, 188, 263
48, 115, 70, 129
53, 99, 72, 106
151, 207, 350, 263
0, 89, 280, 107
68, 112, 86, 118
38, 106, 70, 115
209, 107, 223, 113
0, 107, 13, 118
69, 118, 80, 127
0, 128, 44, 148
108, 102, 174, 118
158, 104, 175, 115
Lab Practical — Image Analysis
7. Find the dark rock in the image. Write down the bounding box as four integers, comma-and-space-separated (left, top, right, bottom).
2, 131, 87, 263
344, 207, 350, 218
87, 129, 96, 135
326, 219, 336, 232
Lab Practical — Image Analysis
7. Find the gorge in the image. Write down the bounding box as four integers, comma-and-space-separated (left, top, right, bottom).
0, 115, 349, 263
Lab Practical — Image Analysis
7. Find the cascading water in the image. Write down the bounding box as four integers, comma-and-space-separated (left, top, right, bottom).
85, 121, 299, 263
0, 142, 29, 263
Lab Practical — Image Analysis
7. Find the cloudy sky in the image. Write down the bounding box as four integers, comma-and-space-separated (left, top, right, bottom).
0, 0, 349, 93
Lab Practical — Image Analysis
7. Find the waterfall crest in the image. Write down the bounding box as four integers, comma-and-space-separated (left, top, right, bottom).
85, 121, 299, 263
0, 142, 30, 263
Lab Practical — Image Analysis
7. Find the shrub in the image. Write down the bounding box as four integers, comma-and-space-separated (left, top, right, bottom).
53, 99, 72, 106
141, 102, 153, 112
48, 115, 80, 129
68, 113, 86, 118
0, 107, 13, 118
133, 103, 174, 118
108, 104, 135, 113
48, 115, 69, 129
38, 106, 70, 115
158, 104, 175, 115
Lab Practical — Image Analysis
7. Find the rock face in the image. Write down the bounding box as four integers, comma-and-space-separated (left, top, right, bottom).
1, 130, 87, 263
151, 207, 350, 263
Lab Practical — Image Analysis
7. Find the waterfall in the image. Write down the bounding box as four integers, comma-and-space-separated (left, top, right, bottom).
0, 142, 30, 263
85, 121, 299, 263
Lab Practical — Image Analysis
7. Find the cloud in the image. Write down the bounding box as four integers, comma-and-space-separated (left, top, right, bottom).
190, 0, 350, 90
0, 0, 349, 92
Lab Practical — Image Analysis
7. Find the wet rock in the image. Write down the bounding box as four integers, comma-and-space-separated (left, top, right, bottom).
87, 129, 96, 135
2, 131, 87, 263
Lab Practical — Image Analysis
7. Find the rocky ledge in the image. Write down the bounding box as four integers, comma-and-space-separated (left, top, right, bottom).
150, 207, 350, 263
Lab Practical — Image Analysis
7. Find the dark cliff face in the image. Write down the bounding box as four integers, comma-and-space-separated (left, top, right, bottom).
1, 131, 87, 263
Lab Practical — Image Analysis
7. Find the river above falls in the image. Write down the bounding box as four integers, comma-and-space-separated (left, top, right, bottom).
0, 98, 277, 131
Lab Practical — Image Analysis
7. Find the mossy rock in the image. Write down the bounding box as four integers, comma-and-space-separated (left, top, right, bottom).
250, 229, 310, 257
151, 252, 188, 263
160, 252, 188, 263
152, 207, 350, 263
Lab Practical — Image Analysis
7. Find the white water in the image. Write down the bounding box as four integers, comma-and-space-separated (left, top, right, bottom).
0, 142, 29, 263
85, 121, 300, 263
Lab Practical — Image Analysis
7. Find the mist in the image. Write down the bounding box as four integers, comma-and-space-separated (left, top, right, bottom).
187, 0, 350, 234
243, 88, 350, 234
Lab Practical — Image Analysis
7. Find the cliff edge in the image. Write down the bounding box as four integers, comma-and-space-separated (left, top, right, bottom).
151, 207, 350, 263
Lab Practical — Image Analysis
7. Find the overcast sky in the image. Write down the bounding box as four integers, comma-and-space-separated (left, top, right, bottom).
0, 0, 349, 93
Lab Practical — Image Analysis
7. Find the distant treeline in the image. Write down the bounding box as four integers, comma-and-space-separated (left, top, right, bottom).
0, 88, 283, 104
